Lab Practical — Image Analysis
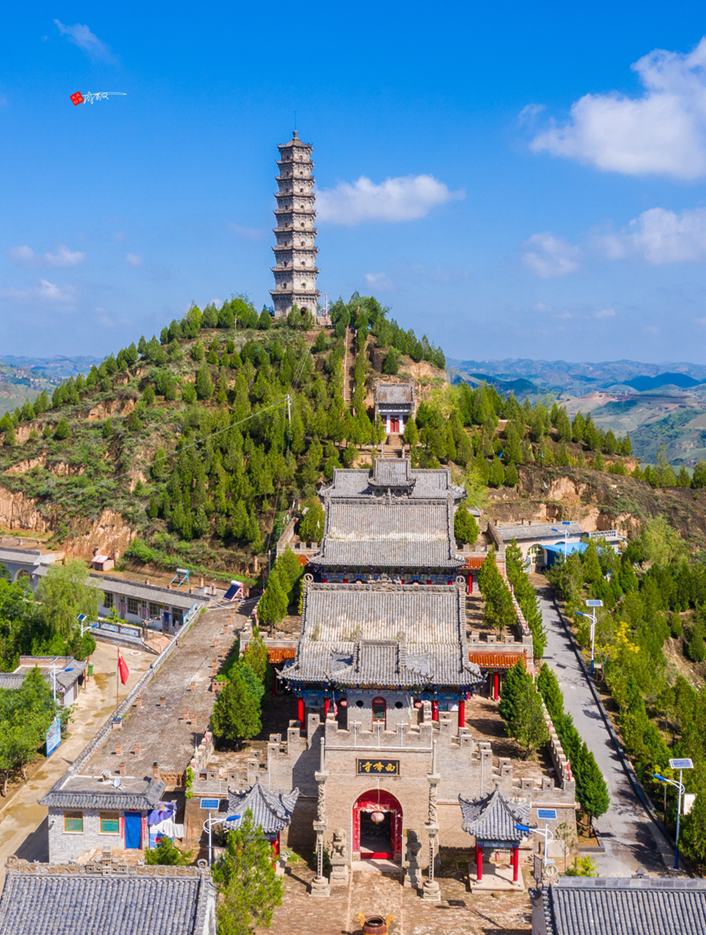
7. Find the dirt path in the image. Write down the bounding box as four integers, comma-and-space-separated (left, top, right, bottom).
0, 641, 153, 884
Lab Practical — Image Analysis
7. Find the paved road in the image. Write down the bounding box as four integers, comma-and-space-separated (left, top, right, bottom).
536, 582, 675, 876
0, 641, 154, 884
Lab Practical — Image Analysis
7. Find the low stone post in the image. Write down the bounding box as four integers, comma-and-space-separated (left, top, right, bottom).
403, 830, 423, 889
329, 828, 349, 885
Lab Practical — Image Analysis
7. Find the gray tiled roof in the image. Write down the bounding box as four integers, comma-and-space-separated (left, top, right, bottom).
458, 787, 530, 842
495, 521, 584, 543
0, 861, 214, 935
91, 575, 205, 610
369, 458, 415, 488
540, 876, 706, 935
0, 674, 25, 690
227, 778, 299, 834
284, 582, 481, 689
40, 777, 165, 811
321, 462, 465, 502
374, 381, 414, 407
310, 540, 463, 568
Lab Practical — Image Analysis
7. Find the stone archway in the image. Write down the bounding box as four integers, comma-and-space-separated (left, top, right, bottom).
353, 789, 402, 860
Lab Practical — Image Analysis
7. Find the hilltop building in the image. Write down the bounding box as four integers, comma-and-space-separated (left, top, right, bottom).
374, 381, 416, 435
270, 131, 320, 319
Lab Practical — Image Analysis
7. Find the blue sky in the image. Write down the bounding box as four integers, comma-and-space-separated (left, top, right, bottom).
4, 4, 706, 363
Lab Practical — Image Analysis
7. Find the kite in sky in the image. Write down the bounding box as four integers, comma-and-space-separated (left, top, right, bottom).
70, 91, 126, 105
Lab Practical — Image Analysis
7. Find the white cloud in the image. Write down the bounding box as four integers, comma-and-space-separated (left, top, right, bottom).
126, 253, 143, 267
317, 175, 464, 225
530, 38, 706, 179
364, 272, 395, 291
0, 279, 75, 304
9, 244, 85, 268
595, 307, 616, 318
522, 233, 580, 278
597, 206, 706, 264
54, 20, 115, 62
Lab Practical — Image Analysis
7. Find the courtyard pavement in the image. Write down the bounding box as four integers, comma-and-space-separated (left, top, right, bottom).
258, 858, 531, 935
536, 580, 675, 876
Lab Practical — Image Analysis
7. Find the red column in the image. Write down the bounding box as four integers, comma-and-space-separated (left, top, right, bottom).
476, 844, 483, 881
271, 669, 278, 696
297, 698, 305, 726
324, 698, 330, 717
458, 700, 465, 730
493, 673, 499, 701
512, 846, 519, 883
468, 575, 473, 595
432, 701, 439, 721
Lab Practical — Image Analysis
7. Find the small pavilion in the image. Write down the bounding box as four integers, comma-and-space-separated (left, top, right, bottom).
459, 786, 530, 884
227, 778, 300, 857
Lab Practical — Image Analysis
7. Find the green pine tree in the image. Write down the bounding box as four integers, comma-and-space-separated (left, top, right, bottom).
454, 505, 479, 545
195, 363, 214, 400
211, 668, 262, 749
212, 809, 284, 935
257, 572, 288, 626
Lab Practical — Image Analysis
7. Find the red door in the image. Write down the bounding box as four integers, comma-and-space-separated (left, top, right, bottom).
390, 416, 400, 433
353, 790, 403, 859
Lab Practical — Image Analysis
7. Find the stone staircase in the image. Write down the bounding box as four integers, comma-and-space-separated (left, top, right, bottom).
384, 435, 405, 458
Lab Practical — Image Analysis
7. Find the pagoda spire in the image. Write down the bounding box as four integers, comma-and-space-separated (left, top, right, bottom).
270, 132, 320, 319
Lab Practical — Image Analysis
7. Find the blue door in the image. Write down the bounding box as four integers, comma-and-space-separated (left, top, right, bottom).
124, 811, 142, 849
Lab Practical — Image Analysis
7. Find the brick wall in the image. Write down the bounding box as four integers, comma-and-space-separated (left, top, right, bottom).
47, 807, 146, 862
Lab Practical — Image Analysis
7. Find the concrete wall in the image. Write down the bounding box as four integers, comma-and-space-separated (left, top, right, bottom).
47, 807, 147, 862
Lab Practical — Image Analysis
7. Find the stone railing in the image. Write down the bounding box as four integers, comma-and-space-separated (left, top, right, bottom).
539, 695, 574, 791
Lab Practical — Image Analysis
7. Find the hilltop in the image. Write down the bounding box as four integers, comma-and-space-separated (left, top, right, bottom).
0, 294, 445, 582
0, 293, 704, 586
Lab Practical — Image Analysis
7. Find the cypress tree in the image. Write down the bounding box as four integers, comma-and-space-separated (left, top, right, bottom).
257, 571, 288, 626
212, 668, 262, 749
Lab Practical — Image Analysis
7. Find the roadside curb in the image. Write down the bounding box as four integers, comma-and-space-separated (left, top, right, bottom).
550, 595, 679, 870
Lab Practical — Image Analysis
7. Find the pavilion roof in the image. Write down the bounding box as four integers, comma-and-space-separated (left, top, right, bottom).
284, 581, 481, 689
458, 787, 530, 842
227, 778, 299, 834
310, 497, 463, 569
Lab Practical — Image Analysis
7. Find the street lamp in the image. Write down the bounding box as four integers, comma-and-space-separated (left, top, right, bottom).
653, 757, 693, 869
516, 820, 555, 870
551, 521, 573, 561
203, 813, 241, 867
77, 613, 93, 637
575, 600, 603, 675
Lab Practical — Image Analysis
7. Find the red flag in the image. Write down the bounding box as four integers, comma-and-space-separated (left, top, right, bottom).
70, 91, 84, 105
117, 650, 130, 685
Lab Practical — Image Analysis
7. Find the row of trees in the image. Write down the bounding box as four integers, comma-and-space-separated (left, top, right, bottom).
257, 548, 305, 626
545, 524, 706, 868
498, 661, 548, 758
537, 665, 610, 822
477, 548, 545, 658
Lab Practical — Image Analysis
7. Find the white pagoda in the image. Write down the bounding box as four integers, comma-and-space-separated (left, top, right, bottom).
270, 132, 320, 319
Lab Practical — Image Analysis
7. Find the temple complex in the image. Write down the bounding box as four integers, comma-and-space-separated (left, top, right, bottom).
270, 132, 320, 319
264, 455, 575, 885
188, 448, 576, 890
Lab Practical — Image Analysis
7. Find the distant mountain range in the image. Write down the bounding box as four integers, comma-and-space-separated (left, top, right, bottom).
447, 358, 706, 396
0, 355, 101, 380
447, 358, 706, 467
0, 355, 101, 416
